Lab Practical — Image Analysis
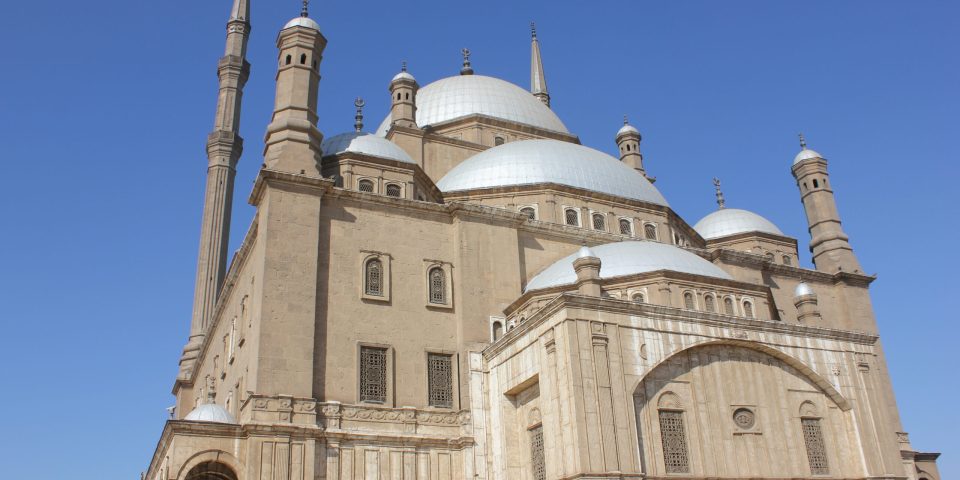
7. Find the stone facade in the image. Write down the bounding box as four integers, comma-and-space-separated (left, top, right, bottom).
144, 3, 940, 480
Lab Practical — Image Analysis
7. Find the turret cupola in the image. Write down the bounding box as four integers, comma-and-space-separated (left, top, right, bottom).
616, 116, 651, 181
389, 62, 418, 129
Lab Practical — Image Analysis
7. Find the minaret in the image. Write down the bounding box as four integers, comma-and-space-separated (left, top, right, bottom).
792, 134, 862, 273
530, 22, 550, 107
180, 0, 251, 378
389, 62, 418, 129
262, 1, 327, 176
616, 116, 653, 181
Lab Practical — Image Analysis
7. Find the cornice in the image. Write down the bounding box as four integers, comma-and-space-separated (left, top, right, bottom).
442, 182, 670, 216
712, 248, 876, 288
424, 113, 581, 143
247, 168, 335, 206
704, 230, 798, 247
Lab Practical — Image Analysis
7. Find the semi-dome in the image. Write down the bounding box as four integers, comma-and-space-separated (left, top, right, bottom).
525, 241, 732, 292
693, 208, 784, 240
184, 404, 237, 424
376, 75, 569, 135
322, 132, 415, 164
436, 139, 668, 206
283, 16, 321, 31
793, 148, 823, 165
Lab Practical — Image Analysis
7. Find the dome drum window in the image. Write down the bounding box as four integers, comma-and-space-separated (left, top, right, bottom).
564, 208, 580, 227
619, 218, 633, 236
683, 291, 696, 310
723, 297, 736, 316
704, 294, 716, 313
592, 213, 606, 231
357, 178, 375, 193
644, 223, 658, 240
519, 205, 537, 220
385, 183, 402, 198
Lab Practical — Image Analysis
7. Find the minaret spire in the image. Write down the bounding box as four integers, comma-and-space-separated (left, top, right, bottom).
713, 177, 726, 209
180, 0, 252, 380
354, 97, 365, 133
530, 22, 550, 107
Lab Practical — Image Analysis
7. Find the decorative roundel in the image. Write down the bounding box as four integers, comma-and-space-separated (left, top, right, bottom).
733, 408, 756, 430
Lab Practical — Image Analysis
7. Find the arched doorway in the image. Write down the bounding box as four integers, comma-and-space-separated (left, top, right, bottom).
185, 461, 238, 480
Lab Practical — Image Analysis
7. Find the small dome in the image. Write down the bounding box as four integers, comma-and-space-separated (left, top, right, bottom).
617, 123, 640, 137
794, 282, 814, 297
525, 241, 731, 292
793, 148, 823, 165
322, 132, 415, 164
184, 404, 237, 424
376, 75, 568, 135
436, 139, 668, 206
392, 71, 416, 82
283, 16, 321, 31
577, 245, 596, 258
693, 208, 784, 240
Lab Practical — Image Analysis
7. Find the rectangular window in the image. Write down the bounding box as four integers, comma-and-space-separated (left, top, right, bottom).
360, 347, 387, 403
530, 424, 546, 480
427, 353, 454, 408
658, 410, 690, 473
802, 418, 829, 475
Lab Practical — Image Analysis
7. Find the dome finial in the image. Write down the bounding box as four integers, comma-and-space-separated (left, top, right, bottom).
354, 97, 365, 133
531, 22, 537, 39
460, 48, 474, 75
301, 0, 309, 17
713, 177, 725, 209
798, 132, 807, 150
401, 60, 407, 72
623, 115, 629, 126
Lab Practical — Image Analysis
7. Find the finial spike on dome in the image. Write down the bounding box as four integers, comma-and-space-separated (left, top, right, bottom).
301, 0, 309, 17
798, 132, 807, 150
401, 61, 407, 72
623, 115, 629, 126
460, 48, 474, 75
713, 177, 726, 209
354, 97, 365, 132
531, 22, 537, 39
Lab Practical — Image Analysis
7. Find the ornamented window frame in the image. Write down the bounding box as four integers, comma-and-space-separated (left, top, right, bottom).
360, 251, 391, 302
423, 260, 453, 309
703, 293, 717, 313
425, 349, 458, 409
384, 182, 404, 198
357, 342, 394, 406
357, 177, 377, 194
562, 205, 581, 227
628, 287, 648, 304
683, 290, 697, 311
618, 217, 634, 236
741, 297, 756, 319
590, 210, 607, 232
518, 204, 539, 221
723, 295, 737, 316
643, 222, 659, 241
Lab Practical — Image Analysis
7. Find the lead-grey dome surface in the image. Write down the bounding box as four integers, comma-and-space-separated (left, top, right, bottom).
322, 132, 415, 164
525, 241, 732, 292
376, 75, 569, 135
283, 16, 321, 31
436, 139, 669, 206
693, 208, 784, 240
793, 148, 823, 165
184, 404, 237, 424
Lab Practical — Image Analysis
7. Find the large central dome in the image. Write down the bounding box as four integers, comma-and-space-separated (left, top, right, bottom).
376, 75, 569, 135
436, 139, 669, 206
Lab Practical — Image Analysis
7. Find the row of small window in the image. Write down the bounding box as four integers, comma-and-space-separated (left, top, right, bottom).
357, 179, 404, 198
363, 256, 449, 306
764, 251, 793, 266
359, 346, 455, 408
282, 52, 318, 71
519, 205, 660, 239
801, 177, 828, 191
657, 408, 828, 475
682, 291, 756, 318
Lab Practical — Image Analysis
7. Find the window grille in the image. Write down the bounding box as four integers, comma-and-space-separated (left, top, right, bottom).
632, 293, 645, 303
429, 268, 446, 304
385, 184, 402, 198
644, 224, 657, 240
530, 424, 546, 480
724, 297, 735, 315
783, 255, 792, 266
494, 136, 505, 146
659, 410, 690, 473
683, 292, 695, 310
743, 301, 755, 318
365, 259, 383, 296
802, 418, 829, 475
565, 209, 579, 226
520, 207, 536, 220
765, 252, 775, 262
358, 179, 374, 193
359, 347, 387, 403
427, 353, 454, 408
619, 219, 632, 235
592, 213, 606, 231
704, 295, 716, 313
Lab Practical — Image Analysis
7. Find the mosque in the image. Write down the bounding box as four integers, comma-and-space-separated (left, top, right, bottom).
144, 1, 941, 479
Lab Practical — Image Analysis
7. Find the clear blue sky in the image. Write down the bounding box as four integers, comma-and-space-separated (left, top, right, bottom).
0, 0, 955, 478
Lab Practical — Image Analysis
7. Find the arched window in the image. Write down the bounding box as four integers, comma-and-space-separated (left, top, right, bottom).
494, 136, 505, 146
565, 209, 579, 226
358, 179, 375, 193
813, 179, 820, 188
300, 53, 307, 64
644, 223, 657, 240
397, 92, 402, 101
592, 213, 606, 231
619, 219, 632, 235
428, 267, 446, 304
185, 461, 238, 480
683, 292, 695, 310
519, 207, 536, 220
285, 55, 292, 65
632, 292, 645, 303
704, 295, 716, 313
782, 255, 792, 266
364, 259, 383, 296
405, 92, 410, 100
724, 297, 735, 315
385, 183, 402, 198
743, 300, 755, 318
492, 321, 504, 341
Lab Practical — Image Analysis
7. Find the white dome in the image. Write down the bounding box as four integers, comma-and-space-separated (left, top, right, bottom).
436, 139, 668, 206
525, 241, 731, 292
617, 123, 640, 137
793, 148, 823, 165
322, 132, 415, 164
184, 404, 237, 424
392, 71, 416, 82
794, 282, 815, 297
693, 208, 784, 240
376, 75, 568, 136
283, 16, 321, 31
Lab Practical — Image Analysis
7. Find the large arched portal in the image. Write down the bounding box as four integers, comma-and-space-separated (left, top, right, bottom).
184, 461, 238, 480
633, 343, 860, 478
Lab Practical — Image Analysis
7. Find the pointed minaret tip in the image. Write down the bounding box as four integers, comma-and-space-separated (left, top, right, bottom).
713, 177, 726, 209
530, 22, 550, 107
229, 0, 250, 22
